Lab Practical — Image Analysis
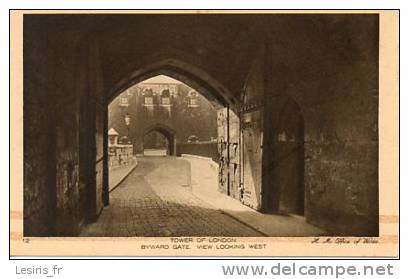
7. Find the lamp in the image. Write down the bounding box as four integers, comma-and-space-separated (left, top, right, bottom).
124, 113, 131, 126
124, 113, 131, 143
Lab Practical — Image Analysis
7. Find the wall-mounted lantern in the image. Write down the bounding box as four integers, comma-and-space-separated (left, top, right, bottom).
124, 113, 131, 143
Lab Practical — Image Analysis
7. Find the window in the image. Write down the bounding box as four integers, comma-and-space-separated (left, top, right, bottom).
161, 97, 170, 106
188, 91, 199, 108
144, 97, 154, 106
188, 98, 198, 108
120, 96, 129, 107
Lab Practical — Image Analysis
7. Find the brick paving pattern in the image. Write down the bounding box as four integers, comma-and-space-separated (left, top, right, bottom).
80, 157, 262, 237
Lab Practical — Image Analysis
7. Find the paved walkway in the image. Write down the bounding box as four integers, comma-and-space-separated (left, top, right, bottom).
80, 157, 262, 237
109, 161, 138, 192
183, 154, 325, 237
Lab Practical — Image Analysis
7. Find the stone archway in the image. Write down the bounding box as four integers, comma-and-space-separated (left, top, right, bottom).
107, 57, 237, 112
97, 56, 242, 217
143, 124, 177, 156
104, 61, 241, 201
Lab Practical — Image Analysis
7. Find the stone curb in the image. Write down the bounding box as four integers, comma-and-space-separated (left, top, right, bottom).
109, 163, 138, 193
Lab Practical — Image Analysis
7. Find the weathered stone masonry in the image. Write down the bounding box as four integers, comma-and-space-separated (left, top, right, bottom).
108, 82, 218, 155
23, 14, 379, 236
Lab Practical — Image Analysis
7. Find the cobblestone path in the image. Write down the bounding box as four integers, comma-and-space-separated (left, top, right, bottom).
80, 157, 262, 237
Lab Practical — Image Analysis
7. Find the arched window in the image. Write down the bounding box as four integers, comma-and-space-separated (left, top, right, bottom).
142, 88, 155, 106
188, 90, 199, 108
160, 89, 171, 106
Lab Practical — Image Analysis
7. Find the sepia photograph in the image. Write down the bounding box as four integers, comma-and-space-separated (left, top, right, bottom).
10, 10, 399, 257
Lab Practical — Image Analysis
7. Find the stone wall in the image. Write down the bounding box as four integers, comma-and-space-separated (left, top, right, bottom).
22, 14, 380, 237
177, 142, 218, 162
108, 82, 218, 155
264, 15, 379, 235
24, 16, 108, 235
23, 24, 57, 236
109, 145, 134, 168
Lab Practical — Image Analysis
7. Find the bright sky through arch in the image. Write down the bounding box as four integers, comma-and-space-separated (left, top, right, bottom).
140, 75, 182, 84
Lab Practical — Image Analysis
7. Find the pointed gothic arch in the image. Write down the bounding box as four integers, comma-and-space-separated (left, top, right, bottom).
142, 123, 177, 156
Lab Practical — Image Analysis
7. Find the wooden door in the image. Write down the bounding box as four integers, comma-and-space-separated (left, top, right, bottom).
217, 108, 229, 194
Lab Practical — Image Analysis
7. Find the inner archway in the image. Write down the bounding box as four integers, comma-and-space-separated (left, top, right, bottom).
143, 125, 176, 156
105, 72, 241, 207
107, 57, 236, 111
106, 73, 228, 193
